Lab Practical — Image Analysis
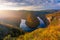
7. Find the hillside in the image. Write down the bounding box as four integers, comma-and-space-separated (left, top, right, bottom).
3, 11, 60, 40
16, 11, 60, 40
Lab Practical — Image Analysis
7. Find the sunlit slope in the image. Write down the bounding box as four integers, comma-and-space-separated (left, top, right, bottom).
17, 11, 60, 40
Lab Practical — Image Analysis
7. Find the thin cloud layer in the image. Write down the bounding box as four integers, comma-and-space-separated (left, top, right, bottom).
0, 0, 60, 10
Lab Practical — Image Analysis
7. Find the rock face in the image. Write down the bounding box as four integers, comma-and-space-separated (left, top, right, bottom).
0, 24, 24, 40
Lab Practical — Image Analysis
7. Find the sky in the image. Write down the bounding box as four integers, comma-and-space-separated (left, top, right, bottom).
0, 0, 60, 10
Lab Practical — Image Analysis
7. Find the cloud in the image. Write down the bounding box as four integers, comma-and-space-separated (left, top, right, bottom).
0, 0, 60, 10
0, 6, 44, 10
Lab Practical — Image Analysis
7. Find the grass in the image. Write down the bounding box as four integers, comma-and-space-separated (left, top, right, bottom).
17, 27, 60, 40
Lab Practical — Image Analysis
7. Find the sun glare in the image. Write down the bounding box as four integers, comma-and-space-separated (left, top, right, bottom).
0, 5, 30, 10
0, 6, 12, 10
0, 5, 5, 10
0, 5, 20, 10
0, 5, 11, 10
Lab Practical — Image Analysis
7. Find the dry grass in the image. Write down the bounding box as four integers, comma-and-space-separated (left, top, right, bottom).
17, 25, 60, 40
